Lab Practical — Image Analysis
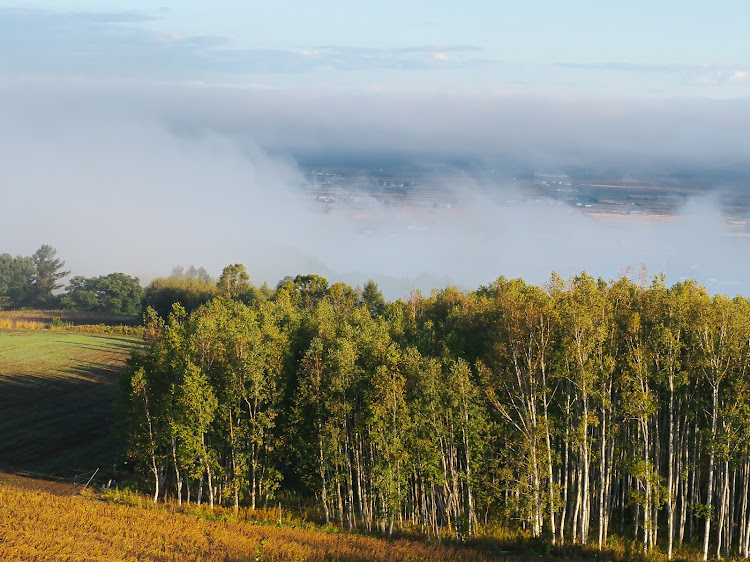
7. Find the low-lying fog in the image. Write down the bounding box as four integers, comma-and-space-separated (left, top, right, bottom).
2, 81, 749, 299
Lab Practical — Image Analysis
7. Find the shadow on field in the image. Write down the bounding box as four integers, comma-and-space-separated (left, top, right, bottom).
0, 353, 129, 481
0, 470, 77, 496
54, 336, 142, 355
459, 535, 656, 562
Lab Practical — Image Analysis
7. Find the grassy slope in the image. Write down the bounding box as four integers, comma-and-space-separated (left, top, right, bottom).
0, 330, 140, 477
0, 482, 499, 561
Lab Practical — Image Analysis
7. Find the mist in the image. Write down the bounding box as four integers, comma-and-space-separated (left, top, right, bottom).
2, 79, 749, 299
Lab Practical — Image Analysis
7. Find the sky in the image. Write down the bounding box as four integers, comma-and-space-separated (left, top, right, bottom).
2, 1, 750, 95
2, 2, 750, 297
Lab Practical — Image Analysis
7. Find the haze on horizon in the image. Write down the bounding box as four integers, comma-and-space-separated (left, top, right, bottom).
2, 3, 749, 298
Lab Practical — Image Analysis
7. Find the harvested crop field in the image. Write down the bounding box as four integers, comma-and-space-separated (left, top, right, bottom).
0, 483, 501, 561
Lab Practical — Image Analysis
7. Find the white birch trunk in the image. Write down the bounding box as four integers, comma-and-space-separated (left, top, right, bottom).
703, 384, 719, 561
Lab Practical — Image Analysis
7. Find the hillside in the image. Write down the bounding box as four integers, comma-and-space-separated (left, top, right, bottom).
0, 327, 505, 560
0, 481, 499, 561
0, 330, 139, 477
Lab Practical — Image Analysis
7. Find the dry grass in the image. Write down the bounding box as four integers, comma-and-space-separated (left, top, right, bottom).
0, 483, 502, 561
0, 316, 143, 335
0, 318, 47, 330
0, 310, 143, 335
0, 310, 141, 326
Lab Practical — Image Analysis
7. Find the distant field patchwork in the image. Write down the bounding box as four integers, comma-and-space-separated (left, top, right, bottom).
0, 331, 141, 478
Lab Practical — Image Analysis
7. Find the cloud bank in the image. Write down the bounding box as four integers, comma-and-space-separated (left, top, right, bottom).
2, 80, 750, 298
7, 79, 750, 171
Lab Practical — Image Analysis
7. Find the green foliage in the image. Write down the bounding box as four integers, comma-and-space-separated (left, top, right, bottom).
50, 316, 71, 328
217, 264, 251, 299
287, 274, 329, 311
29, 244, 70, 308
61, 272, 144, 315
0, 245, 69, 309
117, 269, 750, 557
142, 277, 217, 319
360, 279, 385, 318
0, 253, 36, 309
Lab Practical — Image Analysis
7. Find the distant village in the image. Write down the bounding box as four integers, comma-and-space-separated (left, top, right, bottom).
302, 167, 750, 233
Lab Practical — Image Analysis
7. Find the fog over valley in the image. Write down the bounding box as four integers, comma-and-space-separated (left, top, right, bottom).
3, 80, 750, 298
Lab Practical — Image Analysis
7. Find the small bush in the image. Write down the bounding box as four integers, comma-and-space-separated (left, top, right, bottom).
50, 317, 71, 328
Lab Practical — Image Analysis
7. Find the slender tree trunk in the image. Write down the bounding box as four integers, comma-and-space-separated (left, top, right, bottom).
572, 450, 582, 544
202, 435, 214, 510
667, 377, 676, 559
336, 463, 344, 527
717, 458, 730, 558
152, 460, 160, 504
138, 381, 160, 504
642, 416, 651, 553
319, 435, 330, 525
703, 384, 719, 561
598, 402, 607, 550
171, 435, 182, 505
691, 425, 701, 543
679, 417, 689, 546
462, 410, 476, 537
581, 393, 591, 545
355, 439, 366, 527
541, 359, 557, 544
345, 434, 355, 530
727, 466, 737, 556
229, 411, 239, 512
560, 412, 570, 544
197, 473, 203, 505
251, 442, 257, 510
741, 457, 749, 558
603, 419, 616, 545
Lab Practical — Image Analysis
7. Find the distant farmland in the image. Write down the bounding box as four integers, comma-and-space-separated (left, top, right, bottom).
0, 330, 140, 478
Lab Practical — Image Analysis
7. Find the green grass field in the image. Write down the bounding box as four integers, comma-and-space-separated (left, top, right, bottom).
0, 330, 140, 478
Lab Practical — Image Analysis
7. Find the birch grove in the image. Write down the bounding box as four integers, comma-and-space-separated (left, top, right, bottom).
121, 271, 750, 556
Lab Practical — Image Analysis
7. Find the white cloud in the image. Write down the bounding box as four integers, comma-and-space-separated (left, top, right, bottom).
0, 8, 488, 79
695, 74, 718, 86
729, 70, 748, 83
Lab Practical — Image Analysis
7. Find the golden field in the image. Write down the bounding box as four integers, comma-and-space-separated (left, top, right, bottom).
0, 480, 501, 561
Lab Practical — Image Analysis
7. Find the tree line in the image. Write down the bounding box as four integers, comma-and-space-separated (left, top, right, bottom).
0, 245, 145, 314
0, 245, 223, 317
121, 267, 750, 559
0, 245, 70, 309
